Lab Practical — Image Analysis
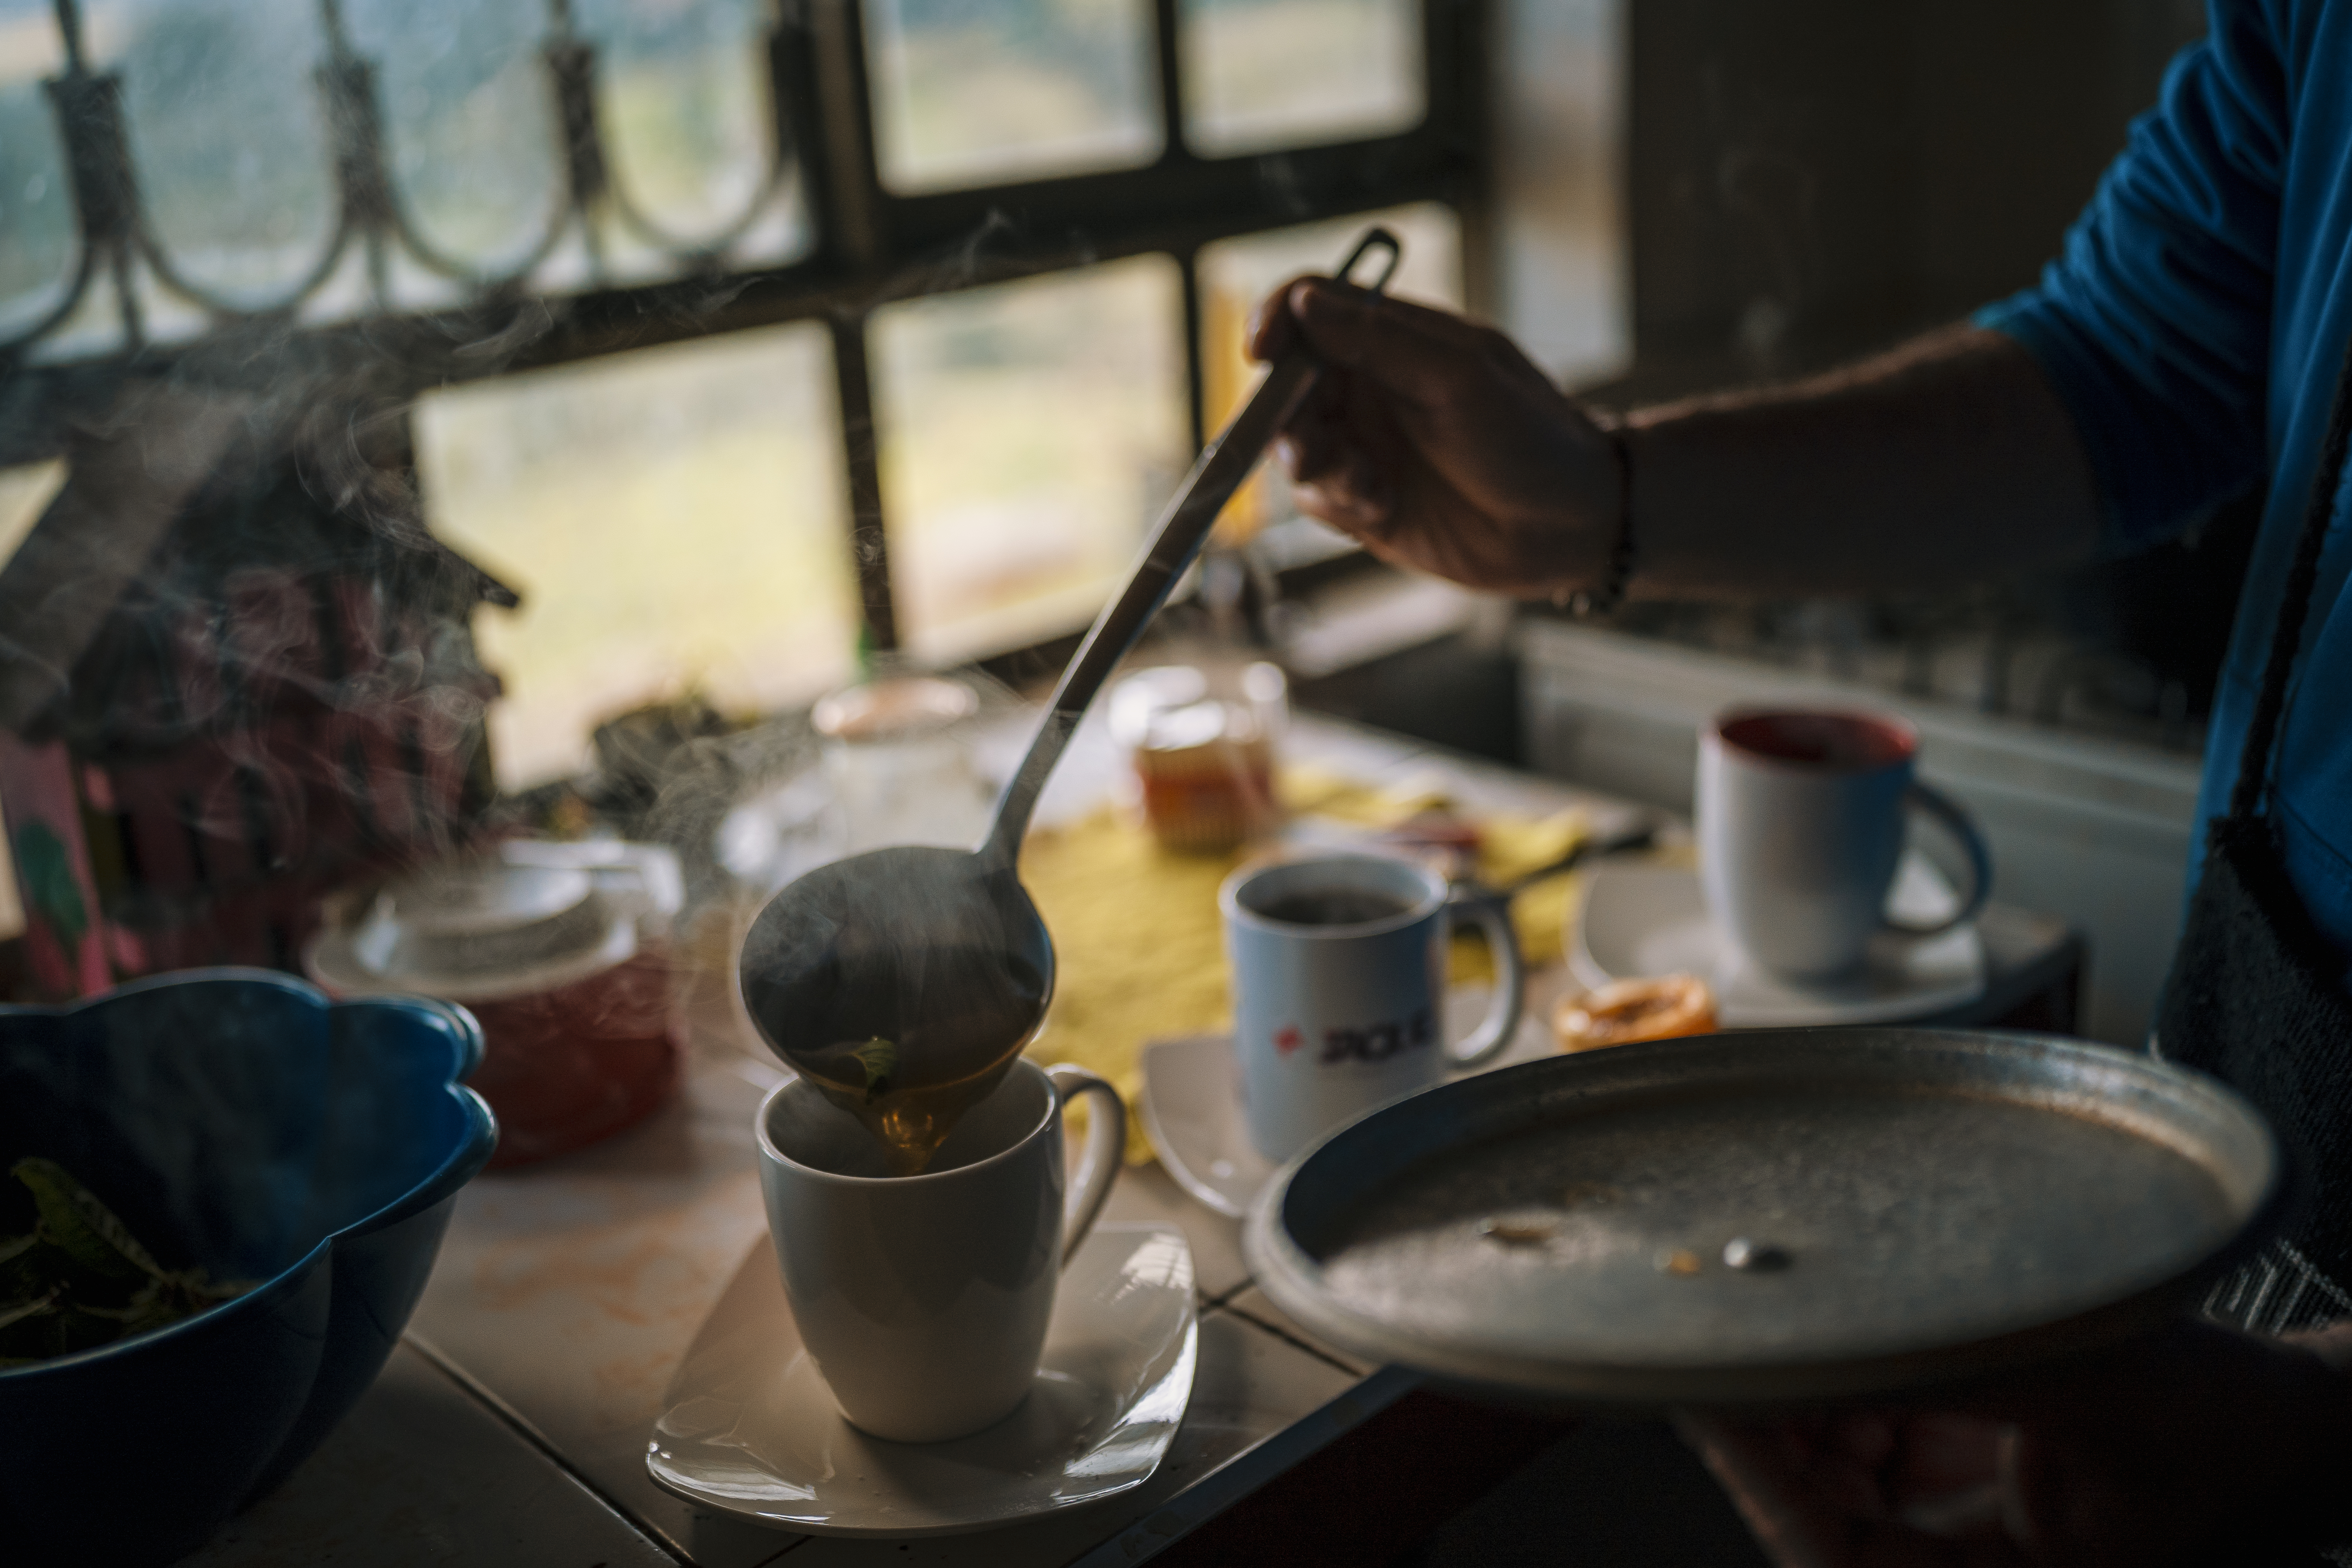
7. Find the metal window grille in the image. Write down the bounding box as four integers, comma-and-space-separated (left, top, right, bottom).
0, 0, 1491, 655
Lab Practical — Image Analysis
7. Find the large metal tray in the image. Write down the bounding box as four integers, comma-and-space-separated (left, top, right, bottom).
1244, 1029, 2282, 1405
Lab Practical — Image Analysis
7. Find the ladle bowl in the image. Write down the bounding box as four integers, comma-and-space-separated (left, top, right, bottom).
739, 230, 1403, 1164
739, 845, 1055, 1086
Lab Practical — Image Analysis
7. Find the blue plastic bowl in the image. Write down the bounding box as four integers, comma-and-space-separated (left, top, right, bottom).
0, 969, 497, 1566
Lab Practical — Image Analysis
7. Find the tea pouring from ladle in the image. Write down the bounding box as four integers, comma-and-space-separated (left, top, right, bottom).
738, 229, 1404, 1174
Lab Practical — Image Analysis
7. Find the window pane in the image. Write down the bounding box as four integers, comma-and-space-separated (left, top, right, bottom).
1495, 0, 1627, 386
1180, 0, 1421, 158
0, 817, 15, 939
88, 0, 336, 316
0, 3, 76, 336
873, 256, 1187, 664
0, 457, 65, 938
342, 0, 566, 294
0, 457, 64, 574
1197, 203, 1460, 559
573, 0, 808, 278
863, 0, 1161, 194
414, 325, 861, 789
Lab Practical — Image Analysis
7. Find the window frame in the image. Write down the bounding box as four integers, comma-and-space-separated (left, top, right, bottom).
0, 0, 1494, 659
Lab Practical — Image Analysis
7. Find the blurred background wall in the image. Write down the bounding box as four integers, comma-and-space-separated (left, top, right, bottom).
1612, 0, 2208, 387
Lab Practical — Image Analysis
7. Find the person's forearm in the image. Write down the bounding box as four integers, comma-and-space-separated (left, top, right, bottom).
1619, 324, 2103, 600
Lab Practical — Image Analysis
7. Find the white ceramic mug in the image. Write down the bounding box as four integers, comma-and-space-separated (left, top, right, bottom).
1697, 707, 1991, 981
1222, 852, 1523, 1164
755, 1058, 1122, 1443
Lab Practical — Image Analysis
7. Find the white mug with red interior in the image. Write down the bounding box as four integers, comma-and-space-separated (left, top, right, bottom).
1221, 852, 1523, 1164
1697, 706, 1991, 981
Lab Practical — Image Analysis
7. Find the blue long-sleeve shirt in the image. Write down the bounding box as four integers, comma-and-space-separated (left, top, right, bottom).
1977, 0, 2352, 979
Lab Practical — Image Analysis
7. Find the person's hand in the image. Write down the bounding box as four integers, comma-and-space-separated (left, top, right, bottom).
1246, 278, 1621, 597
1677, 1320, 2352, 1567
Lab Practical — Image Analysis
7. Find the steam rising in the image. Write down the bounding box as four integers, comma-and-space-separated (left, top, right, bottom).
0, 165, 1067, 1010
0, 367, 512, 985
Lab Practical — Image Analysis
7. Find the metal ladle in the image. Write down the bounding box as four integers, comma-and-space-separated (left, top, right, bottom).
739, 230, 1403, 1169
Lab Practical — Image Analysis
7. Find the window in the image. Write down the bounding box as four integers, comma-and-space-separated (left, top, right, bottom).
0, 458, 65, 938
873, 254, 1188, 664
0, 0, 1625, 785
1491, 0, 1627, 385
865, 0, 1163, 192
93, 0, 336, 336
1181, 0, 1423, 158
4, 0, 809, 357
1, 0, 88, 348
414, 323, 858, 788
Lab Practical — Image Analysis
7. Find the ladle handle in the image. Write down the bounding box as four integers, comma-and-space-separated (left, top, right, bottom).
980, 227, 1404, 869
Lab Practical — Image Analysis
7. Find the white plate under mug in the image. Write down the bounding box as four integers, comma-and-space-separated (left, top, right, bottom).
1571, 855, 1985, 1029
1140, 1035, 1281, 1220
646, 1223, 1197, 1536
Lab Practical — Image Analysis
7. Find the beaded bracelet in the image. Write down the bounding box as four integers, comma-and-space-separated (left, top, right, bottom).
1562, 424, 1637, 618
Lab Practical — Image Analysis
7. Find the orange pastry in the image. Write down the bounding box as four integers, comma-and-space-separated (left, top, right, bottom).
1550, 975, 1718, 1053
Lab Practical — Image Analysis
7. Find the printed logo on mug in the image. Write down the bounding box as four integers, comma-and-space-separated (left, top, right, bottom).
1221, 852, 1524, 1164
1697, 707, 1991, 981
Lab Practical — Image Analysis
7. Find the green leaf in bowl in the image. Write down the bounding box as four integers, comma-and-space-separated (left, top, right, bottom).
12, 1158, 165, 1284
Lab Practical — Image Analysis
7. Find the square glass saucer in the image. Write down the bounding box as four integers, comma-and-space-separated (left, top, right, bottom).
647, 1222, 1197, 1535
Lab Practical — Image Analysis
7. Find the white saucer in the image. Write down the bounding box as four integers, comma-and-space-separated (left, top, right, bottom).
1571, 855, 1985, 1028
646, 1223, 1198, 1537
1143, 992, 1553, 1218
1139, 1034, 1279, 1220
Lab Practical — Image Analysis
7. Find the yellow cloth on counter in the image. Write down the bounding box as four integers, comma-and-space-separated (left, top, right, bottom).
1019, 811, 1243, 1163
1020, 767, 1590, 1163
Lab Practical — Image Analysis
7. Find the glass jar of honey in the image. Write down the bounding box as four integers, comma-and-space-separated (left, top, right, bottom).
1108, 662, 1287, 853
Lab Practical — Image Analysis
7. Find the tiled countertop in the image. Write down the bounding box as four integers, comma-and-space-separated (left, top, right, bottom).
177, 714, 2080, 1567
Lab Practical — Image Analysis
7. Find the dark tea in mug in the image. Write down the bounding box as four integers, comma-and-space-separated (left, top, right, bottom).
1254, 890, 1416, 927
